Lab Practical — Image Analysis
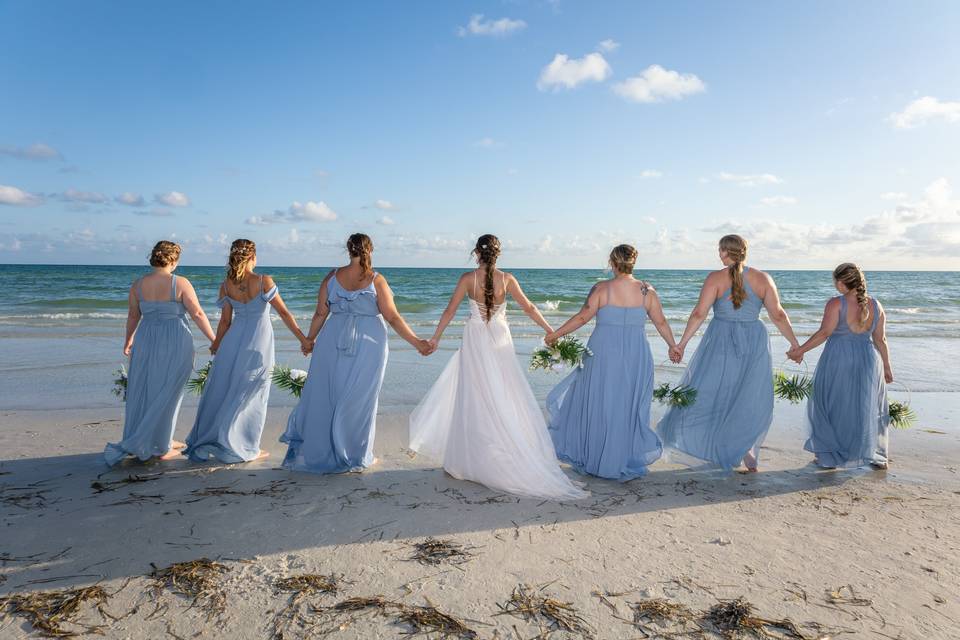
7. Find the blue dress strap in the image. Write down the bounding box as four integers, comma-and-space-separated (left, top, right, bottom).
869, 298, 880, 333
170, 274, 178, 301
135, 278, 144, 301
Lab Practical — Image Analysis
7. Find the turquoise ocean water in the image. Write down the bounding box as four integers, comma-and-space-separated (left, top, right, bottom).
0, 265, 957, 412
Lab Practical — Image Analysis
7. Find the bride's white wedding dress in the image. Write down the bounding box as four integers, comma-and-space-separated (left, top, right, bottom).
409, 289, 588, 501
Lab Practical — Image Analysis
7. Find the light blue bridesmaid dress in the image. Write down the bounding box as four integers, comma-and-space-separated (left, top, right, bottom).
656, 267, 774, 470
547, 297, 662, 480
805, 296, 888, 468
280, 271, 388, 473
184, 275, 276, 463
105, 275, 194, 466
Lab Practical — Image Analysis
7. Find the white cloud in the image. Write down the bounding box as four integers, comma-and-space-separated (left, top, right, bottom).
134, 208, 175, 217
640, 216, 657, 224
0, 142, 62, 161
247, 200, 338, 225
890, 96, 960, 129
115, 192, 145, 206
474, 137, 503, 149
760, 195, 798, 206
881, 192, 908, 201
374, 199, 395, 210
155, 191, 190, 207
376, 216, 395, 226
457, 14, 526, 37
718, 172, 783, 187
62, 188, 108, 204
597, 39, 620, 52
537, 52, 611, 91
613, 65, 705, 103
0, 184, 43, 206
639, 169, 663, 179
314, 169, 329, 179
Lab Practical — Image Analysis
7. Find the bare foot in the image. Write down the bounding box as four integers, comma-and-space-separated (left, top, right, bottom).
170, 440, 187, 450
158, 449, 182, 461
252, 450, 270, 461
742, 451, 758, 472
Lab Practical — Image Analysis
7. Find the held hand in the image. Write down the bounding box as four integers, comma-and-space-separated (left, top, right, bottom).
416, 339, 434, 356
300, 337, 315, 356
786, 347, 803, 364
884, 368, 894, 384
544, 332, 559, 347
428, 337, 439, 353
668, 344, 684, 363
209, 340, 219, 356
123, 343, 132, 357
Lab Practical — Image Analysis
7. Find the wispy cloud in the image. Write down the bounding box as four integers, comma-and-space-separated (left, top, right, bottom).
717, 172, 783, 187
61, 188, 109, 204
890, 96, 960, 129
473, 137, 503, 149
134, 208, 175, 217
155, 191, 190, 207
376, 216, 395, 225
247, 200, 338, 225
0, 184, 43, 206
0, 143, 63, 162
881, 191, 908, 201
537, 52, 611, 91
760, 195, 798, 206
597, 39, 620, 52
374, 199, 395, 210
639, 169, 663, 179
613, 65, 705, 103
457, 14, 526, 37
115, 192, 145, 206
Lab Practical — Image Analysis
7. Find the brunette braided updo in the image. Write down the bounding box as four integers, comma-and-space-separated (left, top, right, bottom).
149, 240, 181, 267
347, 233, 374, 276
471, 234, 502, 322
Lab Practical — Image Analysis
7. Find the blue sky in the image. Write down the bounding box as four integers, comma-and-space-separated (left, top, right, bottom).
1, 1, 958, 269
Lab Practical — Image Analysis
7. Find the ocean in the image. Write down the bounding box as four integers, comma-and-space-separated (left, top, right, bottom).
1, 264, 957, 412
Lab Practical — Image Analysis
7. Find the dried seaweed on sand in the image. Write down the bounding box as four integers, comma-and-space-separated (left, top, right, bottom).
149, 558, 230, 618
408, 538, 479, 566
495, 583, 592, 638
704, 598, 810, 639
0, 584, 112, 637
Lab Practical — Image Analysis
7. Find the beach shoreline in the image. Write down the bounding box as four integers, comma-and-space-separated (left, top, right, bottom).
2, 400, 958, 638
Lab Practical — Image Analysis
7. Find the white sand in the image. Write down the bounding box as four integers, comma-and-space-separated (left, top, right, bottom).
1, 397, 958, 639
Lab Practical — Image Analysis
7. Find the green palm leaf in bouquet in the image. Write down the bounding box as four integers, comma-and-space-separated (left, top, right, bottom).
271, 365, 308, 398
653, 382, 698, 408
773, 371, 813, 404
529, 336, 592, 372
887, 382, 915, 429
186, 361, 213, 395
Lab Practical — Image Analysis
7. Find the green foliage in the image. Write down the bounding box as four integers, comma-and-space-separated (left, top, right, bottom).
530, 336, 592, 372
773, 371, 813, 404
653, 382, 698, 408
111, 365, 128, 402
186, 361, 213, 396
271, 365, 307, 398
888, 400, 916, 429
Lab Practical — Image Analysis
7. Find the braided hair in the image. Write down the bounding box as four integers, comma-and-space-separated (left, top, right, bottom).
346, 233, 374, 276
719, 234, 748, 309
149, 240, 181, 267
471, 234, 502, 322
833, 262, 870, 330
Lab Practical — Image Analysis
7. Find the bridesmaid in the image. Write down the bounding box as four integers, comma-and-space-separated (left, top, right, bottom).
280, 234, 432, 473
657, 234, 800, 472
788, 263, 893, 469
546, 244, 677, 480
105, 241, 216, 465
185, 239, 310, 463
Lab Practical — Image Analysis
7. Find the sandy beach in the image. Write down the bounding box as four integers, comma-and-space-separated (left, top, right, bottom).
2, 397, 958, 639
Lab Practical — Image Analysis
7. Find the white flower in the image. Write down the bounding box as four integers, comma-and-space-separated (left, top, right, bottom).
551, 363, 566, 372
290, 369, 308, 381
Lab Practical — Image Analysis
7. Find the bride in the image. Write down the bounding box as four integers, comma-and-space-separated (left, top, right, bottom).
409, 234, 588, 501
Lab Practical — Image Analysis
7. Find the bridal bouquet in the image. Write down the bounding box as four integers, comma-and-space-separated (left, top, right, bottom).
773, 371, 813, 404
111, 365, 128, 402
271, 366, 308, 398
888, 400, 916, 429
186, 361, 213, 395
653, 382, 697, 408
530, 336, 592, 372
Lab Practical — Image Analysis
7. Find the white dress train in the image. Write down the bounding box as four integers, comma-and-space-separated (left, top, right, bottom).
409, 297, 588, 501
